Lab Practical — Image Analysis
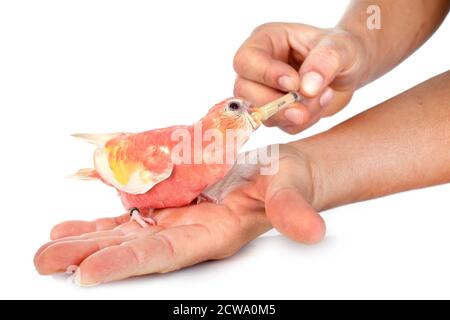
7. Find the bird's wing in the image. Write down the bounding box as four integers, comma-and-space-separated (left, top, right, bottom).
94, 135, 174, 195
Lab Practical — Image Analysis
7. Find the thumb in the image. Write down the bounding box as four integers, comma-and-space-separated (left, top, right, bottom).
265, 166, 325, 244
298, 35, 355, 97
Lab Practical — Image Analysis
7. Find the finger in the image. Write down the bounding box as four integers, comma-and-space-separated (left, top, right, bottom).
283, 87, 352, 128
35, 229, 126, 266
35, 220, 146, 265
35, 225, 163, 275
234, 45, 300, 92
50, 213, 130, 240
296, 35, 356, 97
280, 109, 322, 135
234, 76, 282, 106
265, 158, 326, 244
320, 88, 353, 117
280, 92, 328, 134
35, 236, 131, 275
75, 224, 215, 286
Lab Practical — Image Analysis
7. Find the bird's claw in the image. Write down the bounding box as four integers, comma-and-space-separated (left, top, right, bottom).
129, 208, 156, 228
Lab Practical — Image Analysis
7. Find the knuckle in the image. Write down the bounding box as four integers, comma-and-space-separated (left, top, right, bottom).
233, 49, 246, 73
233, 47, 258, 77
317, 46, 341, 71
233, 78, 245, 97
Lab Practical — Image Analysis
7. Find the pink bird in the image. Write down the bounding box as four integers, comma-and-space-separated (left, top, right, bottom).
72, 93, 299, 227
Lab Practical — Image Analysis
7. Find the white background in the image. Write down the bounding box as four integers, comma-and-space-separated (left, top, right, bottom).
0, 0, 449, 299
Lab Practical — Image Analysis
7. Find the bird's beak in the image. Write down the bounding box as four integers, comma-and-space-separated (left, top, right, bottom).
249, 92, 302, 128
244, 102, 260, 130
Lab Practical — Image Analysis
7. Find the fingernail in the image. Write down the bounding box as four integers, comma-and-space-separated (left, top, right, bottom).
73, 268, 82, 286
301, 72, 323, 96
284, 108, 303, 125
278, 75, 297, 91
72, 269, 100, 287
319, 87, 334, 108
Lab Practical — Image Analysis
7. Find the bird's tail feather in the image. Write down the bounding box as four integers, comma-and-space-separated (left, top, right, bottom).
71, 132, 125, 146
69, 168, 99, 181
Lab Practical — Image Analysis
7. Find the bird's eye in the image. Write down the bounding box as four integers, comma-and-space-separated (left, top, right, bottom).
228, 102, 241, 111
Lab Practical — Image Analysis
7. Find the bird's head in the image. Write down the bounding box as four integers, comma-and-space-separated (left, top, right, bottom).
202, 98, 258, 133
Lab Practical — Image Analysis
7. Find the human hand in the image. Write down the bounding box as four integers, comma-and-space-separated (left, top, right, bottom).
234, 22, 368, 134
34, 199, 271, 286
34, 144, 325, 285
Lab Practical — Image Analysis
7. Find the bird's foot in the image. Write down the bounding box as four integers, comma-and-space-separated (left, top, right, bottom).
129, 208, 156, 228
